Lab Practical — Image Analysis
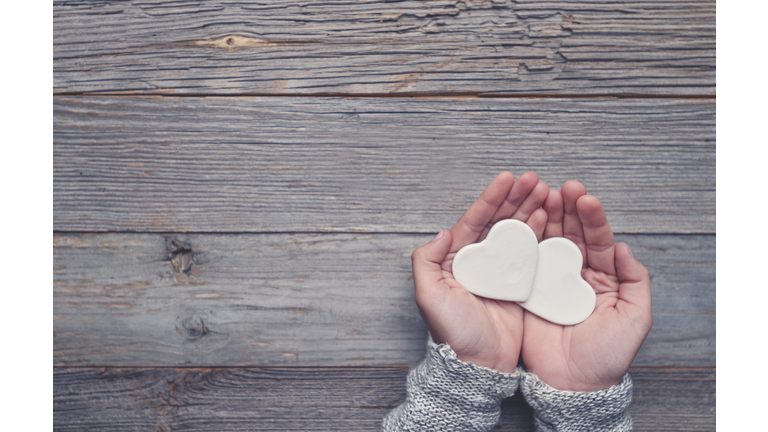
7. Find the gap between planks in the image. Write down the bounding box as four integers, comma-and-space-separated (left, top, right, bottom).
51, 231, 715, 236
51, 366, 714, 370
52, 92, 715, 100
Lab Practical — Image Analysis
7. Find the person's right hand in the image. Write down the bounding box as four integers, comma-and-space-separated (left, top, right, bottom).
521, 181, 653, 391
410, 171, 549, 373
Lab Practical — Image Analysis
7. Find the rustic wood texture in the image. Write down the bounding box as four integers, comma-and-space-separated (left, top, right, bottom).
53, 0, 715, 429
54, 232, 714, 368
53, 96, 715, 234
53, 0, 715, 96
53, 367, 715, 431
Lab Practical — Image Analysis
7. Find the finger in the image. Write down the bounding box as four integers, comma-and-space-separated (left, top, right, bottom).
562, 180, 588, 266
614, 242, 653, 334
576, 194, 616, 275
527, 208, 548, 241
412, 229, 454, 302
451, 171, 516, 250
510, 181, 549, 222
488, 171, 539, 226
543, 188, 564, 239
480, 174, 545, 241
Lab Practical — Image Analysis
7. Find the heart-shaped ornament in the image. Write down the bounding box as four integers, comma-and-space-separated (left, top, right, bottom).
452, 219, 539, 302
518, 237, 596, 325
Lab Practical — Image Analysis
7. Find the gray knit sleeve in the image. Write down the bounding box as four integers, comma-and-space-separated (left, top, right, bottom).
520, 370, 634, 432
381, 337, 521, 432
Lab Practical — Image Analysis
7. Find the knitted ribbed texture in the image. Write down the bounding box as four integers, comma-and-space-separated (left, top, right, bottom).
381, 337, 521, 432
520, 371, 633, 432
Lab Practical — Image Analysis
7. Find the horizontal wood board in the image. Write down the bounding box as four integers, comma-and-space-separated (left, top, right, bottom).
54, 232, 715, 367
53, 96, 715, 234
53, 367, 715, 431
53, 0, 715, 95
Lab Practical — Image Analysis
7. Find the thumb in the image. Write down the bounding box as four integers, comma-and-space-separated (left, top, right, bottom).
411, 229, 453, 297
615, 242, 653, 331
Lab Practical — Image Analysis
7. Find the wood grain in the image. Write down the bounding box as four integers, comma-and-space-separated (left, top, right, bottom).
53, 0, 715, 96
54, 233, 714, 367
53, 367, 715, 431
53, 1, 715, 430
53, 96, 715, 234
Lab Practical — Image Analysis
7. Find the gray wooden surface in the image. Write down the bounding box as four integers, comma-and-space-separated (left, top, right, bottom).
53, 0, 715, 95
53, 367, 714, 431
54, 233, 714, 368
53, 0, 715, 430
54, 97, 715, 234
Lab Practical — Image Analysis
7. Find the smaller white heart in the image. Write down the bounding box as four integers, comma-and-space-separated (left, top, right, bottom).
518, 237, 596, 325
452, 219, 539, 302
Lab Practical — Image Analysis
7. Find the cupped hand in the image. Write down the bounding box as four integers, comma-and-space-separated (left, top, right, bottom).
411, 172, 549, 373
522, 181, 653, 391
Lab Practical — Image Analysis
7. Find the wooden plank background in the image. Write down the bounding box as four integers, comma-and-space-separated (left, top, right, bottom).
53, 0, 715, 95
53, 97, 714, 234
53, 368, 714, 431
53, 0, 716, 430
54, 233, 714, 368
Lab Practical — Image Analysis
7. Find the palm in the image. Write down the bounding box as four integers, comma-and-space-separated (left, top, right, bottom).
412, 172, 549, 373
521, 182, 653, 391
426, 259, 525, 374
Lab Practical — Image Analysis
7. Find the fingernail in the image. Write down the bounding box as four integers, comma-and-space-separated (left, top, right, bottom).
626, 244, 634, 257
432, 230, 444, 241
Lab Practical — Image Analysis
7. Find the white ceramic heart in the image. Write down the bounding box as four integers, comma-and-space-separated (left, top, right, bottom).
452, 219, 539, 302
518, 237, 596, 325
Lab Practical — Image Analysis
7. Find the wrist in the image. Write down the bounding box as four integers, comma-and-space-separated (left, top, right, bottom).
455, 351, 520, 375
435, 324, 522, 374
526, 368, 623, 392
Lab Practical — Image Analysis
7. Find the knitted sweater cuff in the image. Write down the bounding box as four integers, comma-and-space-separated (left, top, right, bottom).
381, 337, 521, 432
520, 371, 633, 432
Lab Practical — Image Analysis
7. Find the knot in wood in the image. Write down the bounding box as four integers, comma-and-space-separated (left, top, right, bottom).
176, 310, 210, 341
167, 238, 195, 275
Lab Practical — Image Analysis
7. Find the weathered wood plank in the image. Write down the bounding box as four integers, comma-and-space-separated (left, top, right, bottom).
54, 233, 715, 367
53, 96, 715, 233
53, 367, 715, 431
53, 0, 715, 95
